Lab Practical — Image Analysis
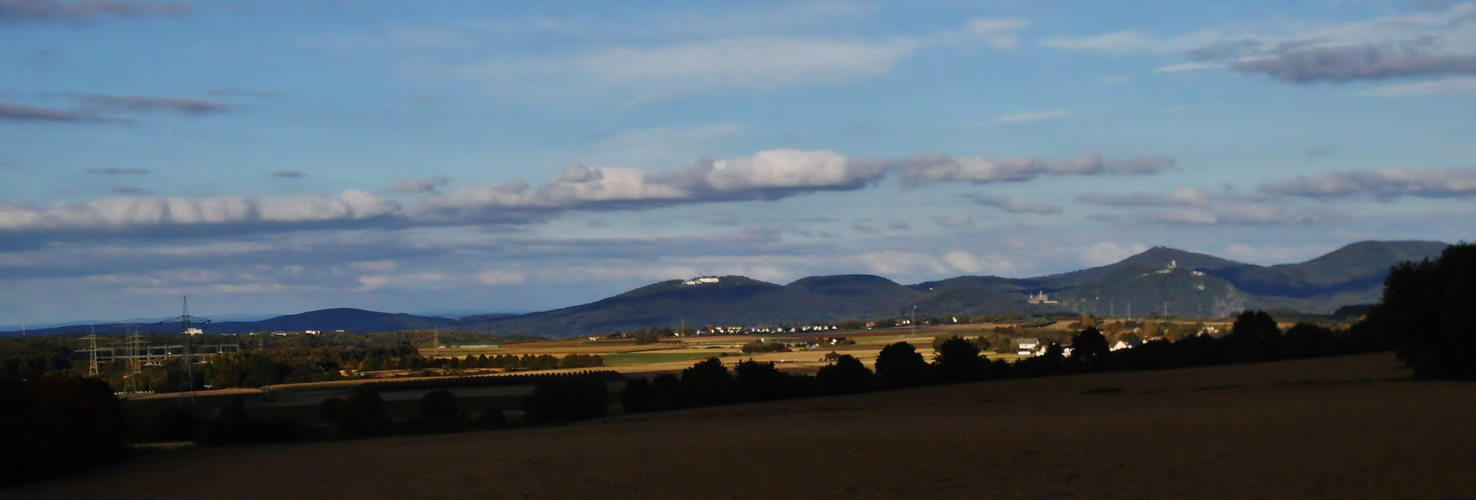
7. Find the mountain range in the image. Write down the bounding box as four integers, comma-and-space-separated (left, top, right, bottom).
4, 240, 1448, 338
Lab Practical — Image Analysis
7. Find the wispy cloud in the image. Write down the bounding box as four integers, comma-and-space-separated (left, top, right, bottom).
966, 17, 1030, 50
1077, 187, 1213, 207
0, 0, 193, 24
964, 194, 1061, 214
900, 152, 1175, 185
70, 94, 234, 116
392, 176, 450, 194
932, 213, 974, 228
271, 171, 305, 179
1263, 166, 1476, 200
1154, 62, 1223, 73
1042, 30, 1154, 53
466, 36, 923, 99
1359, 76, 1476, 97
1193, 4, 1476, 83
86, 167, 149, 175
0, 101, 125, 124
993, 110, 1070, 123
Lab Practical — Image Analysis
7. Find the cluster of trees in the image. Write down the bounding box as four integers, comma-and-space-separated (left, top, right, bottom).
1359, 242, 1476, 379
616, 305, 1411, 415
619, 357, 834, 413
0, 375, 128, 487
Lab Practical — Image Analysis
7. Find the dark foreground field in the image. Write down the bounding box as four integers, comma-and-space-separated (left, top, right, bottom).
15, 353, 1475, 500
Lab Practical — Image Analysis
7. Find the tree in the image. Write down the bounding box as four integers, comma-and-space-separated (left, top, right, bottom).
1364, 243, 1476, 379
419, 390, 460, 424
1282, 322, 1334, 358
930, 335, 982, 382
1071, 327, 1110, 360
874, 342, 927, 387
1231, 310, 1282, 359
620, 376, 653, 413
732, 359, 792, 401
679, 358, 732, 406
816, 354, 874, 394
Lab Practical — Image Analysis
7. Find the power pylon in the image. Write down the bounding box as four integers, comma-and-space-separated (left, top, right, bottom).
85, 325, 100, 378
152, 296, 210, 405
122, 323, 141, 394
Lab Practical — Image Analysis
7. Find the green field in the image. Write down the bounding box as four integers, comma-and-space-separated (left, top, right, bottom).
600, 352, 732, 365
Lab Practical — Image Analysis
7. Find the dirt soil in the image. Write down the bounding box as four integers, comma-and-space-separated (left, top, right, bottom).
14, 353, 1475, 500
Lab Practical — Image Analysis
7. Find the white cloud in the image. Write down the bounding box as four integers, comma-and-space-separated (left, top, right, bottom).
966, 17, 1030, 50
1153, 62, 1224, 73
1042, 30, 1155, 53
1359, 76, 1476, 97
993, 110, 1070, 123
0, 191, 399, 232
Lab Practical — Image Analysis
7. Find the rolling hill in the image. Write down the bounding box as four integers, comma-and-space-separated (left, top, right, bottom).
5, 240, 1448, 338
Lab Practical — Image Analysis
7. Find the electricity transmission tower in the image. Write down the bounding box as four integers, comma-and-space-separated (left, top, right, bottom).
84, 325, 100, 378
122, 323, 141, 394
152, 297, 210, 405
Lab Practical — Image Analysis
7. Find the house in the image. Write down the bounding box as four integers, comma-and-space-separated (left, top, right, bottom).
1016, 338, 1040, 356
1026, 291, 1058, 304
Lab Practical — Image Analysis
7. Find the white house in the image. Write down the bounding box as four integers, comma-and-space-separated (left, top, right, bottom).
1016, 338, 1041, 356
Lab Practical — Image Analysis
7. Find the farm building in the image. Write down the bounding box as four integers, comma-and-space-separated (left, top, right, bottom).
1016, 338, 1041, 356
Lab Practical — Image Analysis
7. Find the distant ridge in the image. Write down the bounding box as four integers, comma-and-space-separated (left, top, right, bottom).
5, 240, 1448, 337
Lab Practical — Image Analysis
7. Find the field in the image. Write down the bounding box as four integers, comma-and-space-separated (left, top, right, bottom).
18, 352, 1475, 499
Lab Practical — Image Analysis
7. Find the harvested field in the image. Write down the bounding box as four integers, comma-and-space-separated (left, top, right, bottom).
16, 353, 1475, 500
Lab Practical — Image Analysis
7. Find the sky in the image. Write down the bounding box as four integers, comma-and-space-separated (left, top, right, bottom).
3, 0, 1475, 326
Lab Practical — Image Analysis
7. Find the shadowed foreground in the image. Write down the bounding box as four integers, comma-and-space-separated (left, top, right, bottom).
16, 353, 1475, 500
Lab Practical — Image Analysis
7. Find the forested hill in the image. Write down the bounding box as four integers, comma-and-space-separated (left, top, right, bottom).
5, 240, 1447, 338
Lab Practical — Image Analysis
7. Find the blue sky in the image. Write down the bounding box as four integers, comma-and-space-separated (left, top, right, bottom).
3, 0, 1475, 326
